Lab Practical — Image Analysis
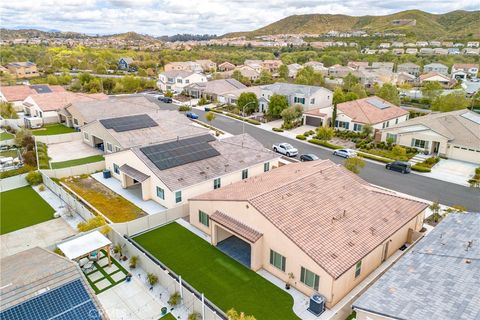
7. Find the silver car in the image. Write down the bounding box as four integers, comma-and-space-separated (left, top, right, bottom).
333, 149, 357, 158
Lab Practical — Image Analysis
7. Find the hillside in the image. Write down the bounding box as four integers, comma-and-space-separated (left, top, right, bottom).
224, 10, 480, 39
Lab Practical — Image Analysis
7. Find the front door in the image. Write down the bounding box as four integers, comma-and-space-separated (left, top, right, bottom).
433, 141, 440, 154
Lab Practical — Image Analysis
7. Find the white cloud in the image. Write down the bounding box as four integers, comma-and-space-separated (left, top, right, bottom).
0, 0, 478, 36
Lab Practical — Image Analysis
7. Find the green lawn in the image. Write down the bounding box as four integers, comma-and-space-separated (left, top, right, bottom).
134, 223, 298, 320
31, 124, 76, 136
0, 131, 14, 141
159, 314, 176, 320
0, 150, 19, 158
51, 155, 104, 169
0, 186, 55, 235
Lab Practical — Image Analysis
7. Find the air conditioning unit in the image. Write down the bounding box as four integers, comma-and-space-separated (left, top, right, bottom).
308, 294, 326, 316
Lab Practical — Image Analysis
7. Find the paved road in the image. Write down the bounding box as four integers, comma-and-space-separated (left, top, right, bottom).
147, 97, 479, 211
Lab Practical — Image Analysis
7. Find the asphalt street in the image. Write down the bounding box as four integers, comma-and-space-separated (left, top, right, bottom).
148, 97, 479, 211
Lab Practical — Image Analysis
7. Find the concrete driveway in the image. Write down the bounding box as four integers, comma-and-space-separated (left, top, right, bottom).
48, 139, 103, 162
422, 159, 477, 186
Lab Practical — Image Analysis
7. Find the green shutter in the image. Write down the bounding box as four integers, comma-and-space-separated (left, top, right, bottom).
314, 274, 319, 291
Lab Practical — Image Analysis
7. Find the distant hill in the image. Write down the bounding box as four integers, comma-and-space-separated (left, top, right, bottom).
105, 31, 159, 42
224, 10, 480, 39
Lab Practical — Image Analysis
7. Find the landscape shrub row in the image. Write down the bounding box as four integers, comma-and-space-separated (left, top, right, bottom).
296, 134, 307, 140
357, 152, 392, 164
308, 139, 343, 149
272, 127, 284, 132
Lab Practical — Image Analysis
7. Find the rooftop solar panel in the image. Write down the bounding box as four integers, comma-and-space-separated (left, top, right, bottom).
99, 114, 158, 132
367, 98, 390, 109
140, 134, 219, 170
461, 111, 480, 124
30, 85, 52, 94
0, 279, 101, 320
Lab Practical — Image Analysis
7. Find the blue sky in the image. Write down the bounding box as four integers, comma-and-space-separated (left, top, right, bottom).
1, 0, 478, 36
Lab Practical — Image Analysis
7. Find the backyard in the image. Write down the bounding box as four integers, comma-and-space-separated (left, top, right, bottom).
134, 223, 298, 320
61, 175, 146, 222
0, 131, 14, 141
0, 186, 55, 235
51, 155, 104, 169
83, 250, 128, 294
31, 124, 76, 136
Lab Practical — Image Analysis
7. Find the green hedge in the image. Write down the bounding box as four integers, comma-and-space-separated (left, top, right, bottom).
214, 110, 261, 125
412, 164, 432, 172
296, 134, 306, 140
308, 139, 343, 149
178, 105, 191, 112
272, 127, 284, 132
358, 152, 392, 164
0, 165, 34, 179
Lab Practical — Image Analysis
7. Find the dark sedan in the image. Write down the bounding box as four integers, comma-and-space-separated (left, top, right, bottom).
300, 154, 319, 162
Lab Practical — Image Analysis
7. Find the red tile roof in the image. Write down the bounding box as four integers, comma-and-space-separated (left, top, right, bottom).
0, 85, 65, 102
337, 96, 408, 125
27, 92, 108, 111
192, 160, 427, 279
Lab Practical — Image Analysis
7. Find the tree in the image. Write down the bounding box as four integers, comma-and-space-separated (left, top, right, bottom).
392, 145, 407, 158
331, 103, 338, 127
316, 126, 334, 140
102, 78, 115, 94
361, 124, 373, 136
295, 66, 324, 86
256, 70, 273, 85
429, 201, 442, 223
332, 87, 345, 105
350, 83, 367, 98
344, 157, 366, 174
281, 104, 302, 128
267, 94, 289, 118
0, 102, 18, 119
343, 73, 359, 92
237, 92, 259, 115
431, 92, 470, 112
344, 92, 358, 102
205, 111, 216, 122
226, 308, 256, 320
278, 64, 289, 79
376, 83, 400, 106
421, 81, 442, 101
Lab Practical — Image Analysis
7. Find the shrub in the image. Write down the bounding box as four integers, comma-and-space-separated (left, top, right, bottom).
246, 119, 261, 125
272, 127, 284, 132
188, 312, 202, 320
296, 134, 307, 140
412, 164, 432, 172
38, 184, 46, 192
424, 156, 440, 166
316, 127, 334, 140
308, 139, 342, 149
168, 292, 181, 306
77, 216, 107, 232
147, 273, 158, 286
358, 152, 392, 164
198, 97, 208, 106
392, 145, 407, 157
129, 255, 139, 268
100, 224, 112, 235
303, 130, 315, 136
475, 167, 480, 175
53, 248, 65, 256
178, 105, 191, 112
344, 156, 366, 174
25, 171, 43, 185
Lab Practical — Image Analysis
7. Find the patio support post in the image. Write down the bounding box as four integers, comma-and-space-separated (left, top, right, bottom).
106, 245, 112, 266
201, 293, 205, 320
179, 275, 183, 300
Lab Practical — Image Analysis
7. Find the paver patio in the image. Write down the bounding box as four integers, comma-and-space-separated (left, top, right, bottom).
84, 250, 128, 294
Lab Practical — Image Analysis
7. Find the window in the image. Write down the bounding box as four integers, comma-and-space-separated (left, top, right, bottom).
242, 169, 248, 180
175, 191, 182, 203
411, 138, 429, 149
270, 250, 286, 272
198, 210, 209, 227
310, 98, 315, 104
355, 261, 362, 278
294, 97, 305, 104
353, 123, 363, 132
113, 163, 119, 174
214, 178, 221, 189
300, 267, 319, 291
106, 143, 113, 152
185, 79, 190, 84
115, 146, 121, 152
156, 187, 165, 200
335, 120, 350, 130
83, 132, 89, 141
395, 118, 399, 124
73, 118, 79, 125
177, 78, 183, 83
264, 162, 270, 172
382, 121, 390, 129
386, 133, 398, 143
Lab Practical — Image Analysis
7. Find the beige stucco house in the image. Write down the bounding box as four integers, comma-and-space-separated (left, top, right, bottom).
189, 160, 428, 309
104, 134, 280, 211
6, 62, 38, 78
0, 84, 65, 111
381, 109, 480, 164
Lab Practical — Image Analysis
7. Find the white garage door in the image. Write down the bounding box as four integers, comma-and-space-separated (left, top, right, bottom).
448, 145, 480, 164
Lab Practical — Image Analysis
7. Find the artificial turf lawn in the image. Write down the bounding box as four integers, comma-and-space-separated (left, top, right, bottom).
31, 124, 76, 136
51, 155, 104, 169
0, 186, 55, 235
159, 314, 176, 320
0, 131, 14, 141
134, 223, 299, 320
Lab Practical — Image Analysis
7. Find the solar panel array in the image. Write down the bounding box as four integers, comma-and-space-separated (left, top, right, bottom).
0, 279, 101, 320
30, 85, 52, 94
461, 111, 480, 125
367, 98, 390, 109
99, 114, 158, 132
140, 134, 220, 170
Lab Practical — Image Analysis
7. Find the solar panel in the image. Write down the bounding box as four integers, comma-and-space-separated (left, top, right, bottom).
30, 85, 52, 94
367, 97, 390, 109
99, 114, 158, 132
461, 111, 480, 124
140, 134, 220, 170
0, 279, 101, 320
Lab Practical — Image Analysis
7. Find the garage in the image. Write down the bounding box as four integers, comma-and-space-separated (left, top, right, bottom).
305, 115, 323, 127
447, 145, 480, 164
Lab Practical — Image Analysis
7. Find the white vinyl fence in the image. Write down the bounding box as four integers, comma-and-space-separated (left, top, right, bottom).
34, 132, 82, 144
41, 161, 105, 179
109, 229, 226, 320
0, 173, 29, 192
1, 118, 23, 131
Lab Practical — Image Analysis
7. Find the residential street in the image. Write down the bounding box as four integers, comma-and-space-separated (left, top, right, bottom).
149, 98, 479, 211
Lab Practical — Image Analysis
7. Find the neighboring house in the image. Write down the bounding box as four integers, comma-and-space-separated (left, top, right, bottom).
392, 48, 405, 55
189, 160, 428, 309
463, 48, 480, 56
103, 133, 280, 212
423, 63, 449, 75
419, 48, 434, 55
0, 84, 65, 111
164, 61, 203, 73
419, 72, 452, 87
184, 79, 246, 100
59, 96, 157, 128
0, 247, 106, 319
195, 59, 217, 72
262, 60, 283, 73
347, 61, 369, 70
157, 71, 207, 93
429, 40, 441, 47
118, 57, 135, 71
304, 96, 408, 131
304, 61, 328, 74
82, 110, 209, 153
380, 110, 480, 163
328, 64, 355, 78
433, 48, 448, 55
22, 92, 107, 127
371, 62, 394, 72
448, 47, 461, 55
467, 41, 480, 48
217, 86, 263, 105
218, 61, 236, 72
451, 63, 479, 80
397, 62, 421, 76
405, 48, 418, 54
235, 65, 261, 81
244, 60, 263, 73
353, 68, 395, 87
353, 212, 480, 320
396, 72, 416, 85
258, 83, 333, 113
287, 63, 303, 78
6, 61, 38, 78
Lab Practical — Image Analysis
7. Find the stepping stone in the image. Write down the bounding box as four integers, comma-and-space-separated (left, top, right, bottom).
95, 278, 112, 291
103, 264, 119, 275
111, 271, 126, 282
89, 271, 104, 282
98, 259, 110, 267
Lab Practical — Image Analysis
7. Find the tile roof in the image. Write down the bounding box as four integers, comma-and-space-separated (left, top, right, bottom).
192, 160, 428, 279
211, 210, 263, 243
336, 96, 408, 125
452, 63, 479, 69
27, 92, 108, 111
133, 133, 279, 191
186, 79, 246, 95
162, 70, 197, 78
120, 164, 150, 182
383, 109, 480, 149
353, 212, 480, 320
419, 71, 451, 82
0, 85, 65, 101
261, 82, 332, 97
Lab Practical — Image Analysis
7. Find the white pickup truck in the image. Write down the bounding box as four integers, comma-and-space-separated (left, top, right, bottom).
272, 143, 298, 157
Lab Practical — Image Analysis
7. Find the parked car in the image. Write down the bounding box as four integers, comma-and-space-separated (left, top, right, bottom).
272, 143, 298, 157
204, 106, 211, 111
386, 161, 411, 174
185, 112, 199, 119
158, 96, 172, 103
333, 149, 357, 158
300, 154, 319, 162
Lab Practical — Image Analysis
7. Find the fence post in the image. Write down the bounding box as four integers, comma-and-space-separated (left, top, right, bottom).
179, 275, 183, 300
202, 293, 205, 320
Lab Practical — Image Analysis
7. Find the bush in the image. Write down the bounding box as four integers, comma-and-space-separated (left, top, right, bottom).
308, 139, 342, 149
198, 97, 209, 106
77, 216, 107, 232
25, 171, 43, 185
316, 127, 334, 140
296, 134, 307, 140
129, 255, 139, 268
412, 164, 432, 172
38, 184, 46, 192
168, 292, 181, 306
392, 145, 407, 157
272, 127, 284, 132
246, 119, 261, 125
0, 165, 34, 179
147, 273, 158, 286
357, 152, 392, 164
424, 156, 440, 166
178, 105, 191, 112
188, 312, 202, 320
304, 130, 315, 136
